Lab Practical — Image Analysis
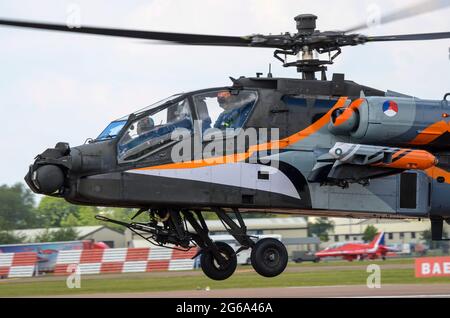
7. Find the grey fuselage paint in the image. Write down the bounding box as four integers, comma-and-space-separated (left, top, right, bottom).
25, 75, 450, 219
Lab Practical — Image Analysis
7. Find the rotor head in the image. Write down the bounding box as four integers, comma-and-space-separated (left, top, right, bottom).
294, 14, 317, 35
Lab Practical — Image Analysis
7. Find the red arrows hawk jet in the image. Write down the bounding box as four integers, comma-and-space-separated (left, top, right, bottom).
315, 232, 397, 261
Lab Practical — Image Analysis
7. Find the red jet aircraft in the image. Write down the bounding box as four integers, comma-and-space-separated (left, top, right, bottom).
315, 232, 397, 261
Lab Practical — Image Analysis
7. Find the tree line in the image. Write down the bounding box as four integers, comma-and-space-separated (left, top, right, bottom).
0, 183, 136, 244
2, 183, 388, 246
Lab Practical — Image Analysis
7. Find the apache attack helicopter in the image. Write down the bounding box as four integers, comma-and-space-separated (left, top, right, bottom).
1, 1, 450, 280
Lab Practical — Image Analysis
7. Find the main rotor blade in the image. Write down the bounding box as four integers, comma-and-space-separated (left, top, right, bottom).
0, 18, 252, 47
344, 0, 450, 33
366, 31, 450, 42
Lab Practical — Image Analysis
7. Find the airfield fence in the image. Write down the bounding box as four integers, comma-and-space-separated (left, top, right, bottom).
0, 252, 37, 278
54, 246, 198, 275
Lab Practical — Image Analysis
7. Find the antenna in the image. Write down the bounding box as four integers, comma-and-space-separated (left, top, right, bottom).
267, 63, 273, 78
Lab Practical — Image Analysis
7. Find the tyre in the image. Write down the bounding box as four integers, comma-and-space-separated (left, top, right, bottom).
200, 241, 237, 280
251, 238, 288, 277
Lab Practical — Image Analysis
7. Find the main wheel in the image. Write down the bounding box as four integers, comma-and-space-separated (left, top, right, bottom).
251, 238, 288, 277
200, 241, 237, 280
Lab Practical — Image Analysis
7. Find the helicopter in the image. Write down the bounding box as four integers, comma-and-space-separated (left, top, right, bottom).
1, 0, 450, 280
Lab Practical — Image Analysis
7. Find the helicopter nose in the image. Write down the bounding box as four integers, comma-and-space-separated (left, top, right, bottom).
29, 164, 65, 195
24, 142, 71, 195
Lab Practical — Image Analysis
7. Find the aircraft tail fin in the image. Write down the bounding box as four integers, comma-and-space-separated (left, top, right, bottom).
368, 232, 385, 249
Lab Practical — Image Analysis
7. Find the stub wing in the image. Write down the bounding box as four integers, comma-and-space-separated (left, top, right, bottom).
308, 142, 437, 187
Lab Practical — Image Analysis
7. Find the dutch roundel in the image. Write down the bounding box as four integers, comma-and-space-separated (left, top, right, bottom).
382, 100, 398, 117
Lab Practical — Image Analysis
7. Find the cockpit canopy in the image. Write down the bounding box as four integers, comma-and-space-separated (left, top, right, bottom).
118, 98, 192, 161
96, 120, 128, 141
96, 94, 183, 141
96, 88, 258, 162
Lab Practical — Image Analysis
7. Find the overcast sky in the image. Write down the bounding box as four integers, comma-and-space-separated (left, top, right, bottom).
0, 0, 449, 187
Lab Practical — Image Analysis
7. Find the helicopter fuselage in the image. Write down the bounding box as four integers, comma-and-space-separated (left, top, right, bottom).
24, 75, 450, 225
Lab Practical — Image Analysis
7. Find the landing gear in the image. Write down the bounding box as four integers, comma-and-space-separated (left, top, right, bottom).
200, 241, 237, 280
95, 207, 289, 280
431, 217, 450, 241
250, 238, 288, 277
182, 210, 240, 280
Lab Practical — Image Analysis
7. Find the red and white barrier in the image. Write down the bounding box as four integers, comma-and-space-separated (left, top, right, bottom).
0, 252, 37, 278
54, 247, 198, 275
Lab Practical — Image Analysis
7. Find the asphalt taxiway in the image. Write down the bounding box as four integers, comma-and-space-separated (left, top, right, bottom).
55, 284, 450, 298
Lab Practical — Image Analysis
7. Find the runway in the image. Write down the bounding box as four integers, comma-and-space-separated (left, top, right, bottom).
55, 284, 450, 298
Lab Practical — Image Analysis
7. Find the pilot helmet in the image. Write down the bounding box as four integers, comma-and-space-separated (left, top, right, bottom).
217, 90, 238, 108
137, 116, 154, 134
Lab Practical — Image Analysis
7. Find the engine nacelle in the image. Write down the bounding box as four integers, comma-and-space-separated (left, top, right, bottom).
329, 96, 446, 147
328, 99, 362, 135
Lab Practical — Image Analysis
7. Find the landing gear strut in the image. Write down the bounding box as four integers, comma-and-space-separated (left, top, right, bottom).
182, 210, 239, 280
431, 217, 450, 241
95, 207, 289, 280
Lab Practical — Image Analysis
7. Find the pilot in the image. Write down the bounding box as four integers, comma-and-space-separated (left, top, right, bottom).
166, 103, 193, 132
214, 91, 253, 130
137, 116, 154, 135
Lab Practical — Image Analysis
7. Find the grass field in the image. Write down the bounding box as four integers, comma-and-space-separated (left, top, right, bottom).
290, 257, 414, 266
1, 258, 449, 297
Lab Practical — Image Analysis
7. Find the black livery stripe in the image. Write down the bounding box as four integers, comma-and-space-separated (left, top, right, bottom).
392, 149, 413, 163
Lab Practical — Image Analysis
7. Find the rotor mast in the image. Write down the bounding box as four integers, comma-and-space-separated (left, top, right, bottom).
294, 14, 337, 81
273, 14, 337, 81
295, 14, 322, 80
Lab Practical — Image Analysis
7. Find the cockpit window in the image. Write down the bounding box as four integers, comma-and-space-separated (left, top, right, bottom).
193, 90, 257, 133
96, 120, 127, 141
116, 94, 183, 121
118, 98, 192, 162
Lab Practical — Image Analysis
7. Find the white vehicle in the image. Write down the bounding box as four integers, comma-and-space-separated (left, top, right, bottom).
210, 234, 282, 265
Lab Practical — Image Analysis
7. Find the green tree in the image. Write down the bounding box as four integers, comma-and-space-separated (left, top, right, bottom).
36, 196, 105, 228
363, 225, 378, 242
35, 197, 79, 227
33, 228, 54, 243
0, 183, 37, 230
61, 206, 101, 227
76, 206, 101, 225
421, 228, 448, 249
0, 231, 26, 244
308, 217, 334, 242
34, 227, 79, 242
51, 227, 79, 241
96, 208, 139, 233
60, 214, 80, 227
421, 229, 431, 241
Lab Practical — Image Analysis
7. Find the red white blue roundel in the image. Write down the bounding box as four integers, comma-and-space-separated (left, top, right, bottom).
382, 100, 398, 117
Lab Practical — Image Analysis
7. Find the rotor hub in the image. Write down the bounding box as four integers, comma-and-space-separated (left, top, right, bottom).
294, 14, 317, 35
